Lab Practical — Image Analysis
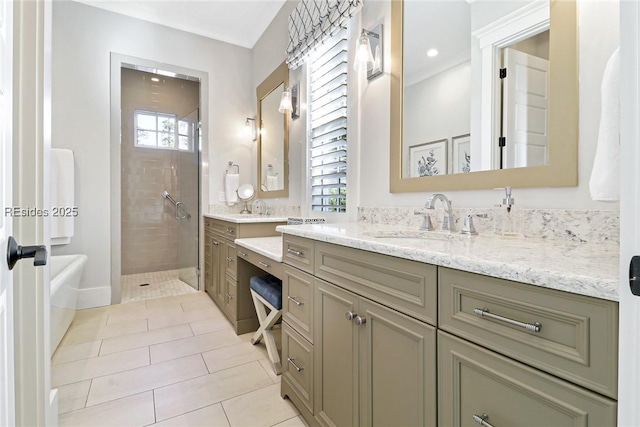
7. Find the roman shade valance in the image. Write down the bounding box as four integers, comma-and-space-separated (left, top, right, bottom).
285, 0, 363, 69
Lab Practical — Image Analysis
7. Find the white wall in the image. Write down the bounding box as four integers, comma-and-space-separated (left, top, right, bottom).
51, 1, 253, 302
359, 0, 620, 209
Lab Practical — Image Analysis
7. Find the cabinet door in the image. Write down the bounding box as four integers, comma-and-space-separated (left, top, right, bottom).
207, 236, 222, 298
358, 298, 437, 427
438, 331, 617, 427
314, 280, 359, 427
214, 238, 226, 305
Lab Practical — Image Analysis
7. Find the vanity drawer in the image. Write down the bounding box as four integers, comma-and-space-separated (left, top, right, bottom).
438, 331, 616, 427
283, 236, 314, 274
236, 247, 283, 280
439, 267, 618, 398
314, 242, 437, 326
210, 220, 238, 239
282, 322, 314, 414
282, 266, 314, 344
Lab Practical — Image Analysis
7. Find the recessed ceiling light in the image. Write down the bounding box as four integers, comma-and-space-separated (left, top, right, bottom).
427, 49, 439, 57
151, 77, 160, 82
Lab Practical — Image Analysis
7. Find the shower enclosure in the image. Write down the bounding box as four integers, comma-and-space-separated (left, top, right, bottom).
120, 67, 201, 300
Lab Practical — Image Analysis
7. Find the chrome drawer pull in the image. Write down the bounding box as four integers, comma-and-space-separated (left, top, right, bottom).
473, 413, 495, 427
226, 257, 235, 262
287, 248, 303, 257
227, 227, 235, 234
287, 357, 303, 372
287, 296, 304, 306
473, 308, 542, 333
212, 241, 219, 246
258, 261, 270, 268
238, 251, 247, 257
226, 293, 233, 300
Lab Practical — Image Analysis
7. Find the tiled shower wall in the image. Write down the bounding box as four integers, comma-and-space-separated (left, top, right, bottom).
121, 68, 199, 275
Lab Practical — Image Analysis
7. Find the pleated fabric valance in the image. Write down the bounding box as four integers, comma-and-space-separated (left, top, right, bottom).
285, 0, 363, 69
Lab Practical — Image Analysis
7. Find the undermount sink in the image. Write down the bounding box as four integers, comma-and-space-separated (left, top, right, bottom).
363, 230, 459, 241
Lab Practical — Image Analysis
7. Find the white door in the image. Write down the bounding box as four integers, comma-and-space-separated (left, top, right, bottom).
502, 48, 549, 169
0, 0, 14, 424
619, 1, 640, 425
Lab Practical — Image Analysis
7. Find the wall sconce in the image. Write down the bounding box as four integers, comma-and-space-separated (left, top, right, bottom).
354, 24, 383, 80
278, 87, 292, 113
245, 117, 257, 141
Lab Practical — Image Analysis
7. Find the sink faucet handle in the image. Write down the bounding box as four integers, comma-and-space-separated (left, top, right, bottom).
460, 215, 478, 235
414, 210, 434, 231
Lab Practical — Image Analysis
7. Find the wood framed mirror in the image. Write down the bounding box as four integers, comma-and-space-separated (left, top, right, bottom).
257, 62, 289, 199
390, 0, 578, 192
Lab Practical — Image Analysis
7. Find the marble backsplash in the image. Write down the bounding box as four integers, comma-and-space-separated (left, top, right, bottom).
358, 207, 619, 244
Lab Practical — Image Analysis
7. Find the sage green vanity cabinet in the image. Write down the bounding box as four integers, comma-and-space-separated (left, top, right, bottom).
438, 332, 617, 426
280, 235, 618, 427
315, 279, 437, 427
202, 217, 285, 334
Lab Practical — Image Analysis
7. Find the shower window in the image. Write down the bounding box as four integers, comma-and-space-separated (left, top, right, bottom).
134, 110, 192, 151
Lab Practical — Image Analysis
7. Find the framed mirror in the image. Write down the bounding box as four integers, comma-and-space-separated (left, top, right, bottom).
390, 0, 578, 192
257, 62, 289, 199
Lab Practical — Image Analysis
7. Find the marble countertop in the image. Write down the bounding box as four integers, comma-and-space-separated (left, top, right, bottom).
276, 223, 620, 302
204, 213, 289, 223
234, 237, 283, 262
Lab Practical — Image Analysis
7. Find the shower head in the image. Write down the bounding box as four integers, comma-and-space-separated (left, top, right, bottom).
161, 191, 169, 199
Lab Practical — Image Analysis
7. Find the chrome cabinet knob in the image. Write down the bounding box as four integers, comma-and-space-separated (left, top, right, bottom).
355, 316, 366, 326
345, 311, 357, 321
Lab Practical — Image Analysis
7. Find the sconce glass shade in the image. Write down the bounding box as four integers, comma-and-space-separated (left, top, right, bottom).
278, 88, 293, 113
354, 30, 375, 72
245, 117, 257, 141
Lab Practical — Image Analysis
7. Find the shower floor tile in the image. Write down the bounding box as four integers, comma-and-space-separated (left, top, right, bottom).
120, 269, 197, 303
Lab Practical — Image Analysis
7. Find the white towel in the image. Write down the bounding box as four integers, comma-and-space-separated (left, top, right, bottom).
50, 148, 75, 245
589, 47, 620, 201
266, 175, 279, 191
225, 173, 239, 206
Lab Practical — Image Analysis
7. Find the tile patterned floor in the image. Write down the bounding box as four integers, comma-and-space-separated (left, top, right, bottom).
53, 292, 307, 427
121, 270, 197, 303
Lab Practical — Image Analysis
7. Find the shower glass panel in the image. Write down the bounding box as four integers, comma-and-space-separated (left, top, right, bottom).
178, 108, 200, 290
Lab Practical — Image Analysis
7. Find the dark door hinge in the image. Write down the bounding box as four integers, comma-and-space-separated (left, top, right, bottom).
498, 137, 506, 147
500, 68, 507, 79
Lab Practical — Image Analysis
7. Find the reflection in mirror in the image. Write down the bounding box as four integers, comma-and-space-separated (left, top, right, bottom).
402, 0, 551, 178
391, 0, 577, 192
257, 62, 289, 199
261, 83, 285, 190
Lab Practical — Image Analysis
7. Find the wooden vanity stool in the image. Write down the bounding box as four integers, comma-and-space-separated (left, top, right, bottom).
249, 274, 283, 374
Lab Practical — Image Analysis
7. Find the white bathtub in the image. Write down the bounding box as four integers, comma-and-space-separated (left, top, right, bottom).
50, 254, 88, 355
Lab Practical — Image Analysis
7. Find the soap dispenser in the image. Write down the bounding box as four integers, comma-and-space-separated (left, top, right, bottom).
494, 187, 519, 236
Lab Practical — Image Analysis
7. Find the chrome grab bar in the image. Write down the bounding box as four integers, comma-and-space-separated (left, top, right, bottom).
161, 191, 190, 220
473, 308, 542, 333
473, 413, 495, 427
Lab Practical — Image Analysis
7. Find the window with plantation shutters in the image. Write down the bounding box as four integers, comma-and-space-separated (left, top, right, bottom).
309, 28, 348, 213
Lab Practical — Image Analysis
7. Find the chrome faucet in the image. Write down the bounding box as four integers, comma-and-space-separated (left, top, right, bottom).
425, 193, 453, 232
